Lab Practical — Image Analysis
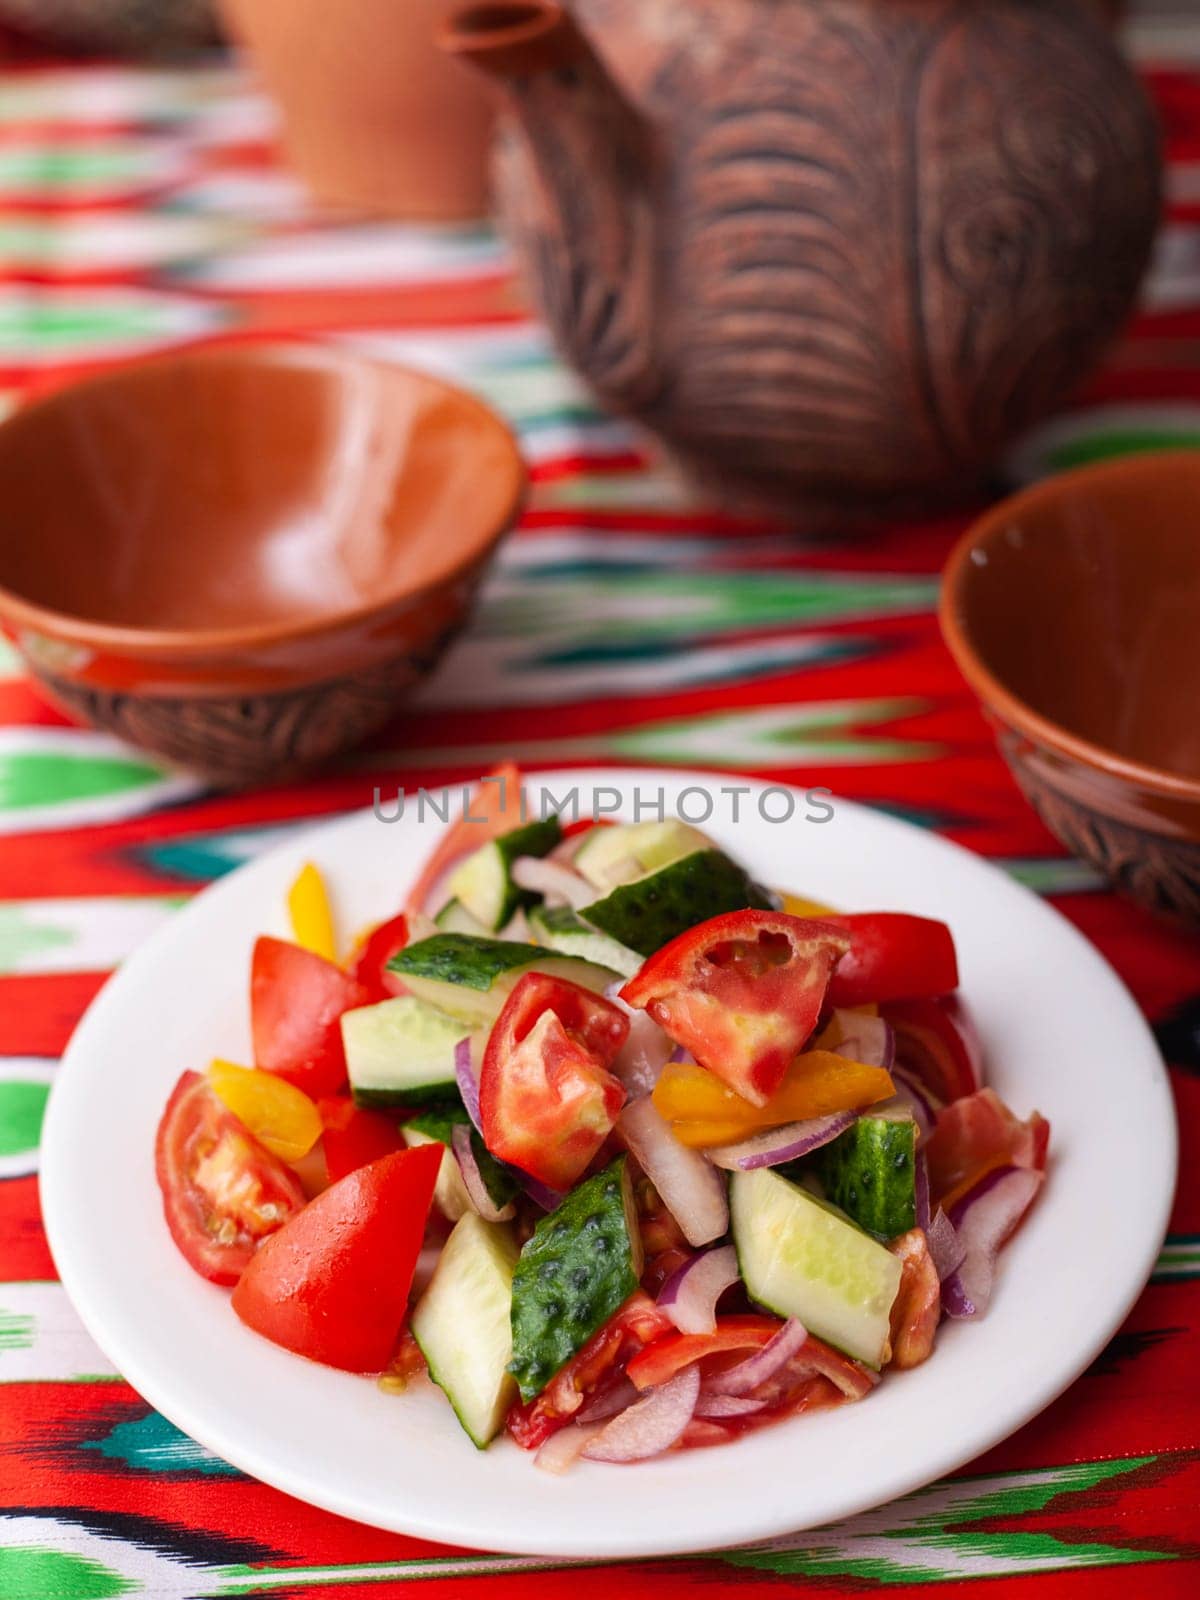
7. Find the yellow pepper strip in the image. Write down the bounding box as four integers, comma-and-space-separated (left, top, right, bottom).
287, 861, 337, 962
780, 892, 840, 918
655, 1050, 896, 1149
208, 1059, 323, 1163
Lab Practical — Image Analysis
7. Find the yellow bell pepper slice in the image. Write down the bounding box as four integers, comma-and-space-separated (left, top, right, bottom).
654, 1050, 895, 1149
208, 1059, 323, 1163
780, 892, 840, 919
287, 861, 337, 962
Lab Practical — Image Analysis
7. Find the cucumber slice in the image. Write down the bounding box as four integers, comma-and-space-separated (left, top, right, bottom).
405, 1104, 520, 1214
574, 819, 714, 891
812, 1116, 917, 1240
341, 995, 465, 1108
732, 1167, 902, 1369
402, 1126, 472, 1222
508, 1156, 642, 1401
447, 818, 562, 931
434, 898, 491, 937
411, 1214, 519, 1448
388, 934, 619, 1029
581, 849, 774, 958
529, 903, 642, 980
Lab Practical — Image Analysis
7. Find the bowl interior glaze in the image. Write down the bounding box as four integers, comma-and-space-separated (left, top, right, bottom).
945, 452, 1200, 790
0, 346, 521, 644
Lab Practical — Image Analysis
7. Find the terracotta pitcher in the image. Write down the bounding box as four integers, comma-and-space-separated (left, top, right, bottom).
220, 0, 493, 219
443, 0, 1161, 510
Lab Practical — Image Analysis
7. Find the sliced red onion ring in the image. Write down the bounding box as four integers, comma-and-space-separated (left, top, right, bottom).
942, 1165, 1043, 1319
577, 1376, 638, 1423
926, 1206, 965, 1282
450, 1123, 515, 1223
536, 1422, 604, 1474
454, 1037, 483, 1132
604, 990, 674, 1097
914, 1150, 931, 1232
887, 1066, 936, 1138
706, 1317, 808, 1395
704, 1111, 856, 1173
831, 1010, 895, 1072
657, 1245, 739, 1335
511, 855, 594, 909
694, 1391, 768, 1418
617, 1096, 729, 1246
582, 1364, 700, 1463
518, 1173, 563, 1212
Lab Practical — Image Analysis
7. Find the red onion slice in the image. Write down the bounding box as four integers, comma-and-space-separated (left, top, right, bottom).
706, 1317, 808, 1395
889, 1066, 937, 1137
831, 1010, 895, 1072
657, 1245, 739, 1335
704, 1111, 856, 1172
914, 1150, 931, 1232
511, 855, 594, 909
576, 1376, 638, 1423
694, 1391, 768, 1418
519, 1173, 563, 1212
926, 1206, 965, 1282
604, 991, 675, 1097
454, 1036, 483, 1132
536, 1422, 604, 1474
582, 1365, 701, 1463
450, 1123, 515, 1223
942, 1165, 1043, 1319
617, 1096, 729, 1246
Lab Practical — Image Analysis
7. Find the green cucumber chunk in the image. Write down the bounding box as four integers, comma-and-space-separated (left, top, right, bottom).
582, 849, 774, 958
406, 1104, 520, 1214
811, 1116, 917, 1240
389, 934, 618, 1028
402, 1126, 472, 1222
447, 817, 563, 931
508, 1156, 642, 1401
529, 903, 642, 980
434, 898, 491, 937
411, 1214, 519, 1448
731, 1167, 902, 1369
341, 995, 465, 1108
574, 819, 714, 891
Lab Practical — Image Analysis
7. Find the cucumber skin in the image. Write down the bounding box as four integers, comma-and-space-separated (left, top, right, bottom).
389, 934, 544, 992
811, 1118, 917, 1240
352, 1081, 460, 1110
406, 1106, 521, 1212
508, 1157, 639, 1401
453, 817, 563, 930
581, 849, 774, 957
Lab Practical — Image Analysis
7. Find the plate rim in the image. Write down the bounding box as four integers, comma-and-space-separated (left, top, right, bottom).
39, 766, 1178, 1560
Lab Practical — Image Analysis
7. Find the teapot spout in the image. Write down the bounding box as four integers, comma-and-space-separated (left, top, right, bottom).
441, 3, 661, 412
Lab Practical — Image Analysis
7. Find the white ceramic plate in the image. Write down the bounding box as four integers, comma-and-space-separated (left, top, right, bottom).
41, 769, 1176, 1560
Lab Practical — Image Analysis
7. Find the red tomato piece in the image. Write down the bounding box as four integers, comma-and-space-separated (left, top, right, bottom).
826, 913, 959, 1008
625, 1314, 784, 1390
507, 1293, 673, 1450
887, 1229, 941, 1371
885, 994, 982, 1106
620, 911, 850, 1107
318, 1096, 405, 1183
405, 761, 525, 916
350, 912, 410, 1002
480, 973, 629, 1190
251, 935, 368, 1098
155, 1071, 306, 1286
924, 1087, 1050, 1205
231, 1143, 441, 1372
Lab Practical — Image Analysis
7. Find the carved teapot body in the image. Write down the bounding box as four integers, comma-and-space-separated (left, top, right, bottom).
446, 0, 1160, 510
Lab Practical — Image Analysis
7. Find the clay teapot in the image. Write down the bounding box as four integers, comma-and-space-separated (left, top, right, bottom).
444, 0, 1161, 511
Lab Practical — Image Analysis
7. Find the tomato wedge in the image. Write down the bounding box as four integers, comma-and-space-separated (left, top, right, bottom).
318, 1095, 405, 1182
251, 935, 368, 1098
925, 1087, 1050, 1205
231, 1143, 441, 1372
887, 1229, 940, 1371
480, 973, 629, 1190
507, 1293, 672, 1450
652, 1049, 895, 1147
349, 912, 410, 1002
155, 1071, 306, 1286
826, 913, 958, 1008
621, 911, 850, 1106
884, 994, 982, 1106
405, 761, 525, 916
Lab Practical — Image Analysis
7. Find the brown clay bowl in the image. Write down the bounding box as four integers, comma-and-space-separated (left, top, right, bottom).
940, 450, 1200, 927
0, 344, 525, 786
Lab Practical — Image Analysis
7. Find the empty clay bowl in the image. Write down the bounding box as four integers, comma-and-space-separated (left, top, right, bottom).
0, 345, 524, 786
940, 450, 1200, 927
